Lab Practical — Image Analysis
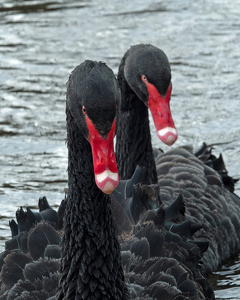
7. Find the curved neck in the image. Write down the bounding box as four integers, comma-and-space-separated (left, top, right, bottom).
58, 108, 128, 300
116, 66, 157, 184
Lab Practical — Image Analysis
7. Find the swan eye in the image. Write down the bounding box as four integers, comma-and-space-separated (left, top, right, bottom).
141, 75, 148, 83
82, 106, 87, 115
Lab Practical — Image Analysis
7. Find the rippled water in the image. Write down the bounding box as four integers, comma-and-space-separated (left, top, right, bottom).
0, 0, 240, 298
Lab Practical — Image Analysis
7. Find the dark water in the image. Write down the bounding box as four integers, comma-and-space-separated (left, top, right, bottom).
0, 0, 240, 298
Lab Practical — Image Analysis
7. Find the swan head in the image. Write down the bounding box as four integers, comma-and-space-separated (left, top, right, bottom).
67, 60, 120, 194
123, 44, 178, 146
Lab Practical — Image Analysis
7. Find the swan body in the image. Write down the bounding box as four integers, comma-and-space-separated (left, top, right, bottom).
156, 146, 240, 274
0, 193, 214, 300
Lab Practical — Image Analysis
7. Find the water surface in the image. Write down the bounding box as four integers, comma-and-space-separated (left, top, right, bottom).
0, 0, 240, 298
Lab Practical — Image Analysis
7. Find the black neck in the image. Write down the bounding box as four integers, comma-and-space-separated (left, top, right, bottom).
116, 67, 157, 184
58, 108, 128, 300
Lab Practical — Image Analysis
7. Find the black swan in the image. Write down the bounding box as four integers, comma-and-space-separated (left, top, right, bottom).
0, 60, 215, 300
115, 43, 240, 274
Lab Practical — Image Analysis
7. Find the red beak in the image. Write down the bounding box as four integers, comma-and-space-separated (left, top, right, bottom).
147, 82, 178, 146
86, 117, 119, 194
